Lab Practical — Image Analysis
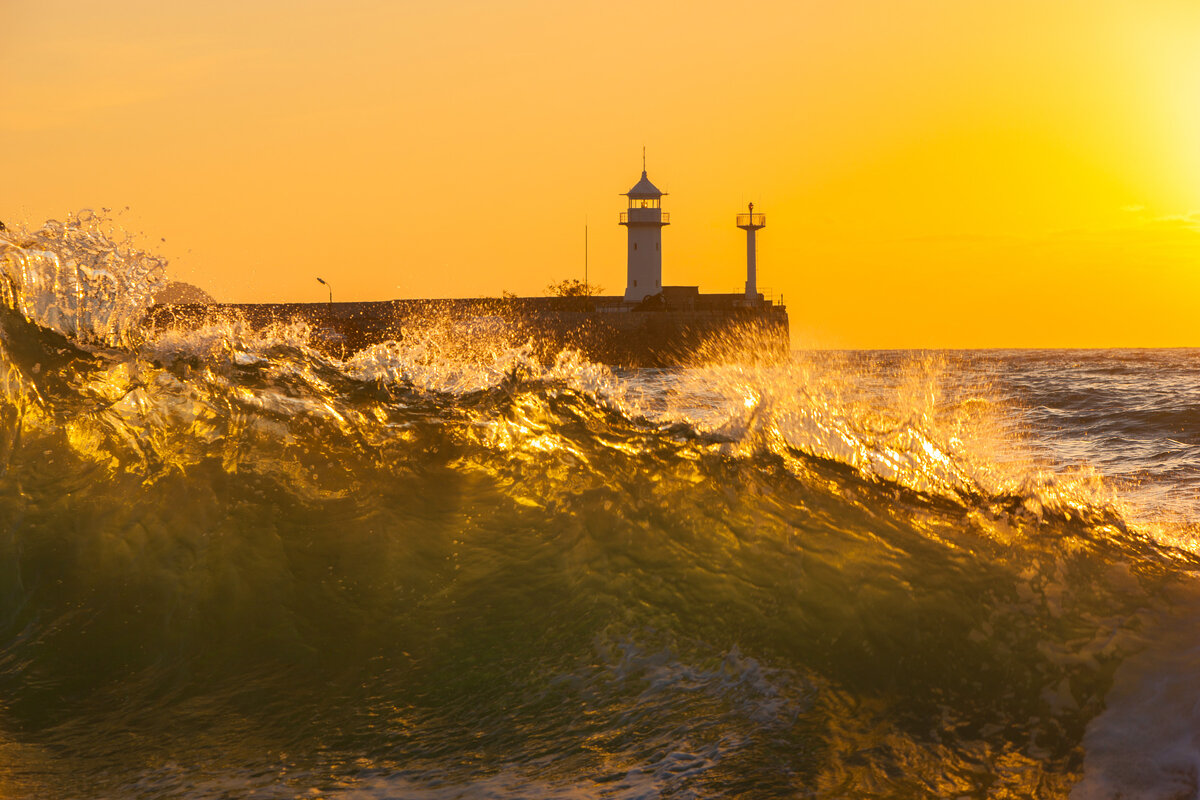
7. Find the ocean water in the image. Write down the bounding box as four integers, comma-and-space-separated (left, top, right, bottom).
1, 213, 1199, 799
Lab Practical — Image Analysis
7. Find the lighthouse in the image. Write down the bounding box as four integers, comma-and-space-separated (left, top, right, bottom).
620, 163, 669, 303
737, 202, 766, 303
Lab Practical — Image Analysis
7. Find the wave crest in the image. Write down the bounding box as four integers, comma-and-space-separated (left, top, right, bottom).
0, 209, 166, 348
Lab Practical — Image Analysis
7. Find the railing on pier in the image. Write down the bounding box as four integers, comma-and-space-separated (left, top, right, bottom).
730, 287, 778, 305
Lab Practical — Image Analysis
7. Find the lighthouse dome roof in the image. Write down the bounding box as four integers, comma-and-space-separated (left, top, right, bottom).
625, 171, 664, 198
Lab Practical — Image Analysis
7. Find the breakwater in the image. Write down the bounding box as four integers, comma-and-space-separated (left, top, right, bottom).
148, 295, 790, 366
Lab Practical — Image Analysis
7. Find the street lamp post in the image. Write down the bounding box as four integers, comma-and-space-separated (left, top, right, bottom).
316, 277, 332, 305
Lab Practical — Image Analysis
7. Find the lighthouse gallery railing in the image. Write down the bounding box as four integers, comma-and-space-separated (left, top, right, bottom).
619, 211, 670, 224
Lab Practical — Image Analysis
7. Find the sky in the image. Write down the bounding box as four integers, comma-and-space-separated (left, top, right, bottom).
3, 0, 1200, 348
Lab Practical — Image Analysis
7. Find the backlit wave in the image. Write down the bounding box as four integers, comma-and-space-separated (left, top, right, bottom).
0, 212, 1195, 798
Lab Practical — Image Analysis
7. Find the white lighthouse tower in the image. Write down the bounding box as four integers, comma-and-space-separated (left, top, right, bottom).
620, 160, 669, 303
737, 202, 766, 303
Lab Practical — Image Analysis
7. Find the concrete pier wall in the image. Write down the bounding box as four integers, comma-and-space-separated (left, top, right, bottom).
147, 296, 791, 367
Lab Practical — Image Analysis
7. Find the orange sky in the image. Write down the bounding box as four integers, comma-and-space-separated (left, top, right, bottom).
3, 0, 1200, 348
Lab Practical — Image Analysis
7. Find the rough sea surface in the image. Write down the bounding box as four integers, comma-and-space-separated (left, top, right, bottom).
1, 213, 1199, 798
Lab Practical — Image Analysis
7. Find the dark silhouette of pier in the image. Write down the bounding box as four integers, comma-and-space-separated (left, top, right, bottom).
148, 293, 790, 367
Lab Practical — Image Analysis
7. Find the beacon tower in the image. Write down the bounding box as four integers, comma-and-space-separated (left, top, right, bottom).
737, 202, 766, 303
620, 165, 669, 303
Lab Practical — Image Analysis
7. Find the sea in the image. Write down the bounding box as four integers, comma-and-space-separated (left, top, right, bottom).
0, 211, 1198, 799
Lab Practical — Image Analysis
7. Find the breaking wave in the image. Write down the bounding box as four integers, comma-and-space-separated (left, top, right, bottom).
0, 213, 1197, 798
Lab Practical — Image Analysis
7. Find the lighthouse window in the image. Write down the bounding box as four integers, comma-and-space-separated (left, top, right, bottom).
633, 280, 638, 287
634, 243, 638, 250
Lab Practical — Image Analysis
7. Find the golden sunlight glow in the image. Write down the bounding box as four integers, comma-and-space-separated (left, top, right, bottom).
3, 0, 1200, 347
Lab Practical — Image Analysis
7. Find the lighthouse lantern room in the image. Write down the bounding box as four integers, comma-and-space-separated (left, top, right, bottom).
620, 163, 669, 303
